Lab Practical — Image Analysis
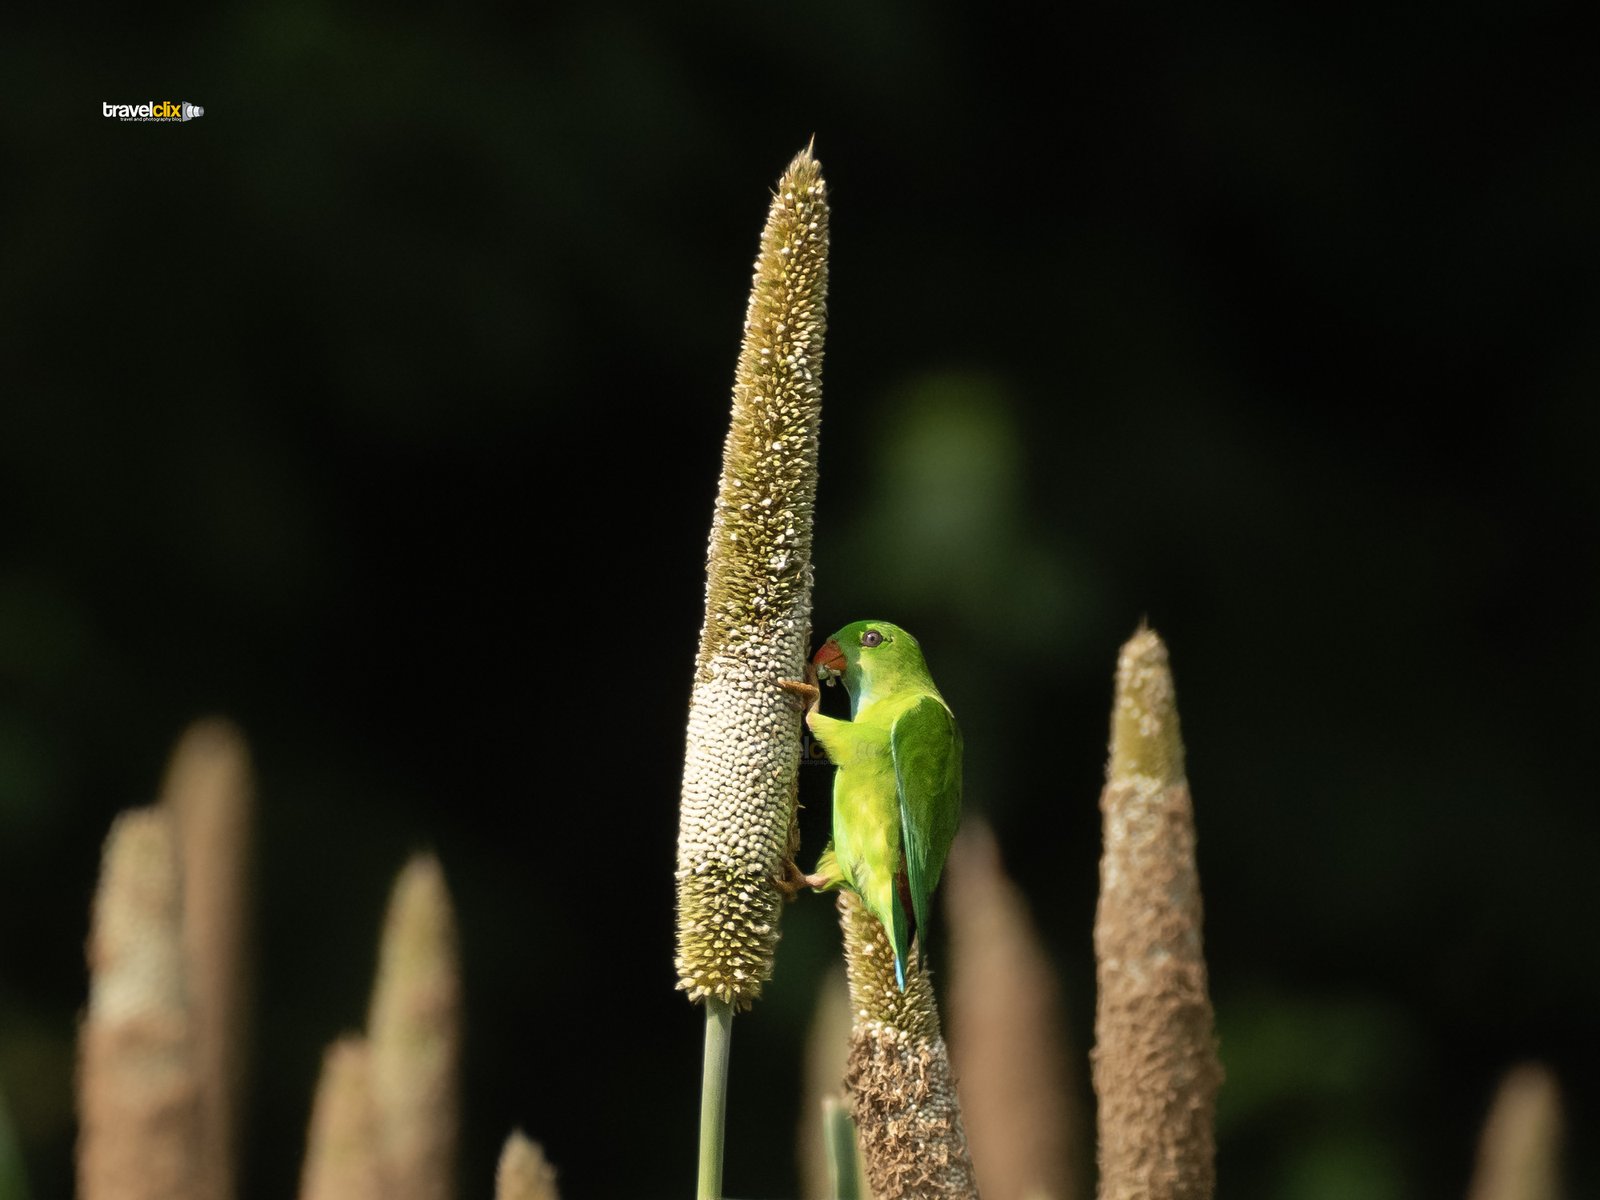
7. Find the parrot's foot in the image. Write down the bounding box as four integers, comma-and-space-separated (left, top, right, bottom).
774, 865, 841, 898
778, 675, 821, 718
805, 843, 845, 892
773, 857, 811, 901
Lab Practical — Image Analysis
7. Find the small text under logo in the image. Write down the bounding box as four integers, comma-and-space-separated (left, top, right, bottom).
103, 100, 205, 123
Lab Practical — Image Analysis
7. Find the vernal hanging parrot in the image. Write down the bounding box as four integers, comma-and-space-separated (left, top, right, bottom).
783, 620, 962, 990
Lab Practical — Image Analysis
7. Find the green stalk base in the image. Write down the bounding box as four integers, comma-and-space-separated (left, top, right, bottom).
697, 999, 734, 1200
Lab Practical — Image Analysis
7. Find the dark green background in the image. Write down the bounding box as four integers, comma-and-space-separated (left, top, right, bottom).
2, 3, 1595, 1197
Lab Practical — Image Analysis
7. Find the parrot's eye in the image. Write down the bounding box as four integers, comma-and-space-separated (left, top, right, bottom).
860, 629, 884, 648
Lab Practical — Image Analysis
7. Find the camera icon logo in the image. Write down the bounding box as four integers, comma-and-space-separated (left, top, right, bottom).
180, 102, 204, 122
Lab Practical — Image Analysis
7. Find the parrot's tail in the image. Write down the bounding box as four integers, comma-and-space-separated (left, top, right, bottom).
890, 870, 915, 992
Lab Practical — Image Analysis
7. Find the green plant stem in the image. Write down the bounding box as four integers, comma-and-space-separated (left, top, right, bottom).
697, 999, 733, 1200
823, 1096, 862, 1200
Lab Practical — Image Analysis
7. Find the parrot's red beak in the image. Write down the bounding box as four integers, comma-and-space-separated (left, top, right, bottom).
813, 639, 847, 680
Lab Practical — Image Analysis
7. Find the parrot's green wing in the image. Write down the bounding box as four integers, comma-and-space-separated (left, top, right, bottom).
890, 694, 963, 946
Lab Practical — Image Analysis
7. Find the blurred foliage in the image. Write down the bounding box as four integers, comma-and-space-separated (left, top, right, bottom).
0, 1083, 27, 1200
3, 1, 1597, 1197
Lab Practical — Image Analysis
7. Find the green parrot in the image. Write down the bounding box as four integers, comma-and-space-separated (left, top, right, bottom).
784, 620, 962, 990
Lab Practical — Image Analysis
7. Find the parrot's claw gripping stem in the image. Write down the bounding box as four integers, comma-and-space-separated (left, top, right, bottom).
778, 661, 821, 718
775, 858, 841, 899
773, 857, 811, 901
